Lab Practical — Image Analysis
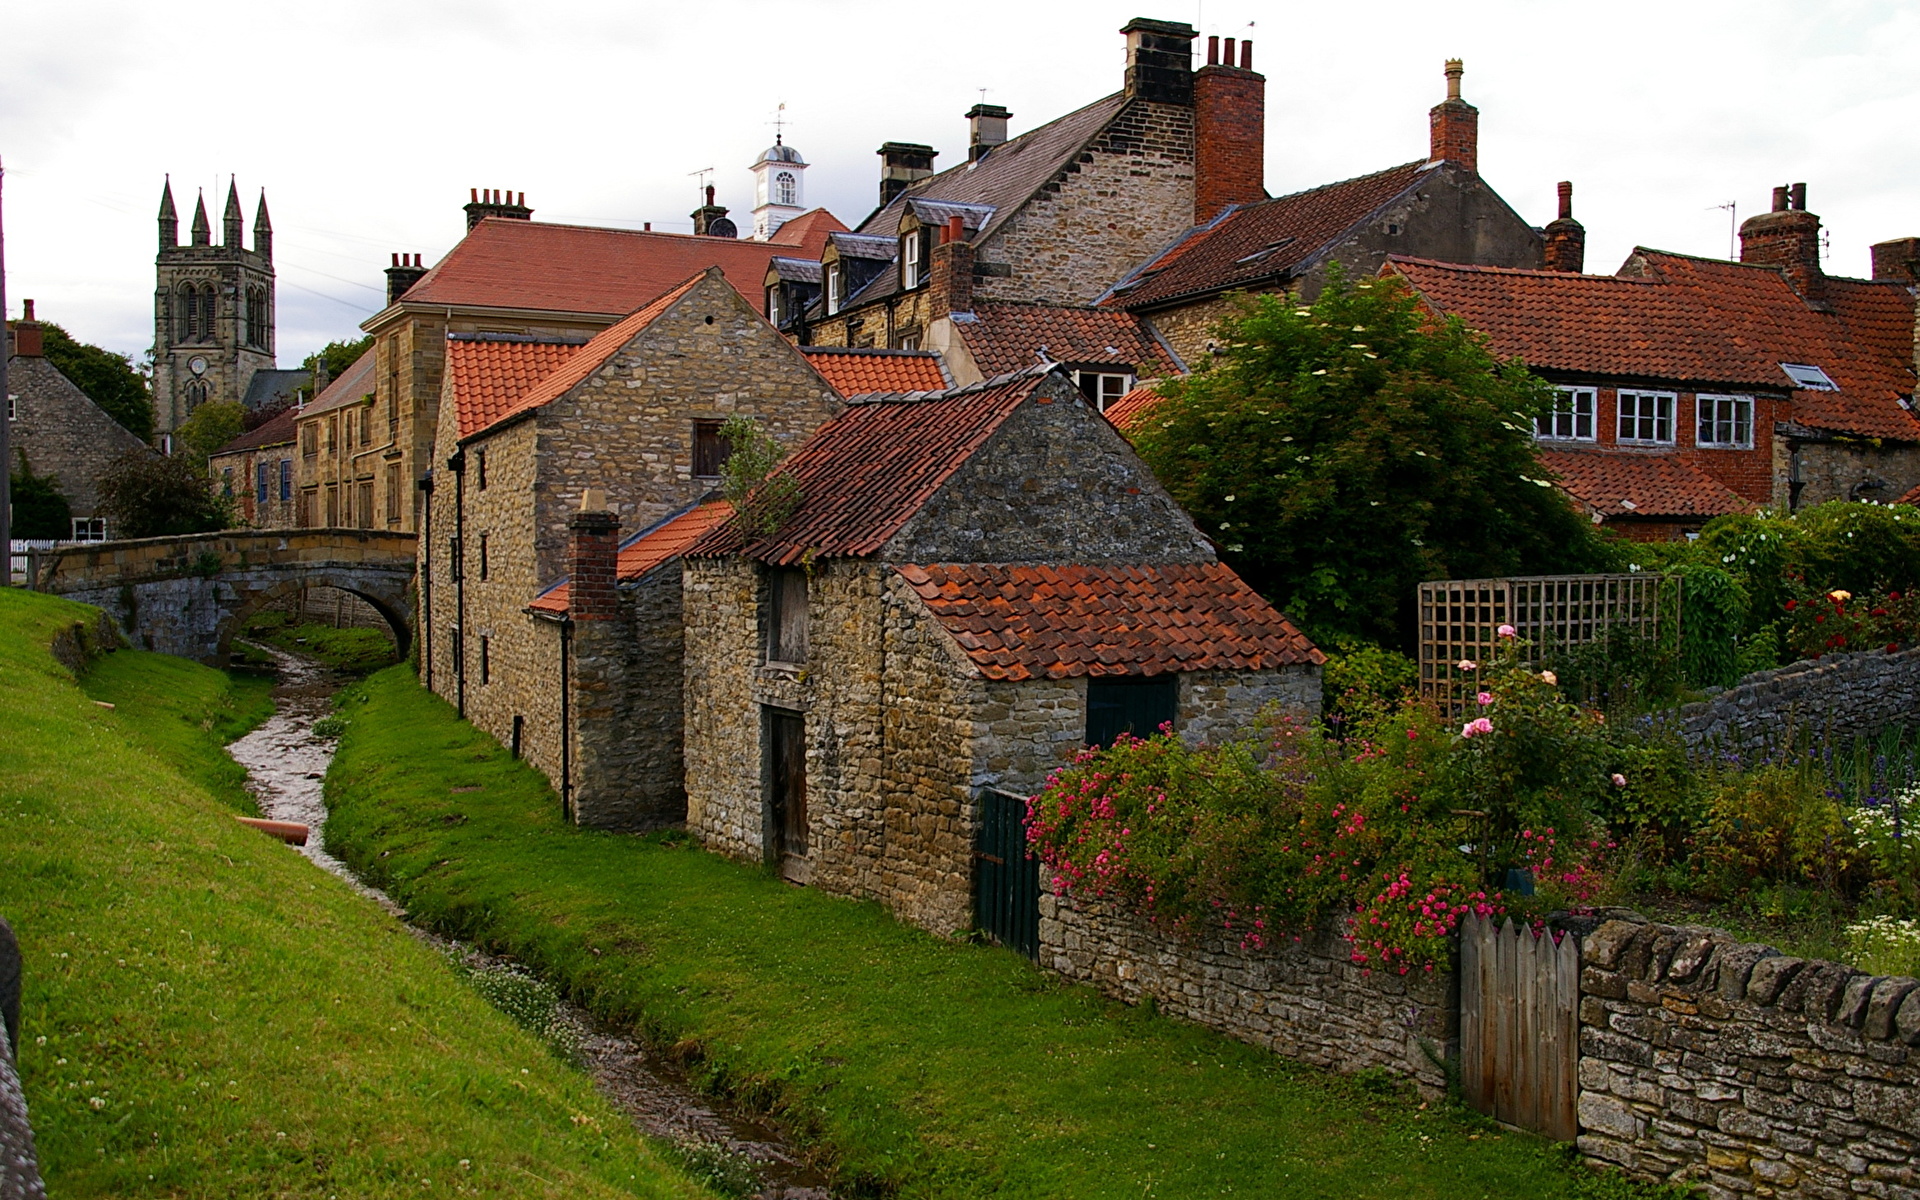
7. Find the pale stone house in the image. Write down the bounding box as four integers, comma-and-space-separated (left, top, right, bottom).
680, 365, 1322, 936
290, 350, 377, 528
419, 267, 842, 828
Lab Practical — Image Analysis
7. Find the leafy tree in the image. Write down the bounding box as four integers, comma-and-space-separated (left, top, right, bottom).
8, 450, 72, 539
717, 415, 800, 537
176, 400, 249, 464
98, 449, 232, 538
38, 323, 154, 442
1129, 273, 1612, 648
301, 337, 373, 385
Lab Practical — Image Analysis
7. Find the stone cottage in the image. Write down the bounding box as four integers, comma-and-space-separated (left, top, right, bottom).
419, 266, 843, 827
289, 350, 377, 528
680, 365, 1322, 936
208, 406, 297, 529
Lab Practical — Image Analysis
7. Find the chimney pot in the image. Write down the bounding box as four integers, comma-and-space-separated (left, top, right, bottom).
1223, 37, 1236, 66
1772, 186, 1789, 212
1240, 40, 1253, 69
1207, 35, 1219, 65
1790, 182, 1807, 211
22, 299, 35, 322
1428, 58, 1479, 172
1557, 180, 1573, 220
1445, 58, 1464, 100
1543, 182, 1585, 273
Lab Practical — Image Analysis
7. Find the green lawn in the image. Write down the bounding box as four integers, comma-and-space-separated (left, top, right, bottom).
0, 589, 709, 1199
325, 666, 1679, 1200
242, 610, 400, 674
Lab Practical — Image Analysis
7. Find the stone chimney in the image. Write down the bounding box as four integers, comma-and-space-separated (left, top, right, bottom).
691, 186, 737, 237
930, 216, 975, 316
1542, 182, 1586, 273
1740, 182, 1824, 301
9, 300, 43, 358
1870, 237, 1920, 284
967, 104, 1011, 162
1428, 59, 1479, 173
878, 142, 938, 207
1193, 35, 1266, 223
464, 188, 533, 232
568, 488, 620, 622
1122, 18, 1196, 105
386, 253, 429, 305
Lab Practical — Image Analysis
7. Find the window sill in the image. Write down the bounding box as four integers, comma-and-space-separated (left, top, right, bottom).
1697, 444, 1754, 452
1534, 436, 1597, 444
1615, 440, 1676, 448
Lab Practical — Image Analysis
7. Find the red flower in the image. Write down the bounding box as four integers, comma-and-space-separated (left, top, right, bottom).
1785, 599, 1798, 611
1873, 608, 1889, 617
1816, 613, 1825, 624
1889, 643, 1901, 654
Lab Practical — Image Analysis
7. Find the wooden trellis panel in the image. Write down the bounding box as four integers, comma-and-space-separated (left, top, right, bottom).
1460, 913, 1580, 1141
1418, 573, 1663, 712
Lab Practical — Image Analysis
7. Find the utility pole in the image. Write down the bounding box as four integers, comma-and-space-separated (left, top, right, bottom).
1, 157, 12, 589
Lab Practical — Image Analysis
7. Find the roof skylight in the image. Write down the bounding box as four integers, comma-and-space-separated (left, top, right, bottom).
1780, 363, 1838, 391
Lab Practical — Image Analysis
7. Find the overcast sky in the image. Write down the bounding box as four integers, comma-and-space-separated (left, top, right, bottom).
5, 0, 1918, 369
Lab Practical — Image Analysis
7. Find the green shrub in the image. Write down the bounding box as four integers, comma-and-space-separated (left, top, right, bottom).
1321, 638, 1418, 724
1699, 768, 1870, 897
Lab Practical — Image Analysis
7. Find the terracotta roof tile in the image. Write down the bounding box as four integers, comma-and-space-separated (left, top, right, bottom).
1538, 447, 1754, 519
444, 336, 585, 440
529, 501, 733, 615
901, 561, 1322, 680
297, 349, 378, 417
394, 211, 844, 318
801, 347, 949, 397
1103, 161, 1434, 311
212, 405, 298, 455
959, 302, 1182, 377
686, 368, 1054, 565
1102, 382, 1168, 432
460, 271, 708, 442
1392, 252, 1919, 440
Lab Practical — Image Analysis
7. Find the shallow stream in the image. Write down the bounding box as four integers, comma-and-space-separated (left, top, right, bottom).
227, 645, 834, 1199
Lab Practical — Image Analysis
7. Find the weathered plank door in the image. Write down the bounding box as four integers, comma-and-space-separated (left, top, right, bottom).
768, 708, 809, 884
1460, 913, 1580, 1140
974, 787, 1040, 959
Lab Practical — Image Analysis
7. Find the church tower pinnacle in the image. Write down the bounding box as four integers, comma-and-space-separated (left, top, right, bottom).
158, 177, 178, 250
190, 191, 211, 246
222, 181, 245, 247
253, 191, 273, 262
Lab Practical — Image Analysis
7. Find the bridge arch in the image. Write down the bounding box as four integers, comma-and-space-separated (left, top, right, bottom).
217, 573, 414, 666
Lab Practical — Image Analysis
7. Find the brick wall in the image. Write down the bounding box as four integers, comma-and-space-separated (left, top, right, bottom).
1576, 917, 1919, 1197
1193, 61, 1265, 224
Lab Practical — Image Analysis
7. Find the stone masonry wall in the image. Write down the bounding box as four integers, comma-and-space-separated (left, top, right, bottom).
6, 355, 152, 520
1786, 437, 1920, 512
683, 556, 768, 860
1041, 891, 1454, 1095
1182, 667, 1322, 747
1576, 917, 1920, 1198
1676, 646, 1920, 753
570, 566, 688, 828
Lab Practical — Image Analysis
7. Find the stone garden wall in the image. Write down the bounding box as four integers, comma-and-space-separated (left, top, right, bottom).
1677, 646, 1920, 753
1576, 916, 1919, 1199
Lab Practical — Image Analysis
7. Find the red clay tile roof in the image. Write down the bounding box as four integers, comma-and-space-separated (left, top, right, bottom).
1391, 252, 1919, 440
686, 369, 1054, 565
392, 211, 844, 319
211, 405, 298, 455
801, 347, 949, 397
1103, 161, 1434, 311
1102, 383, 1169, 432
1538, 447, 1753, 520
960, 302, 1183, 377
461, 272, 708, 442
897, 562, 1322, 680
296, 349, 378, 417
529, 501, 733, 615
1901, 481, 1920, 507
445, 336, 585, 440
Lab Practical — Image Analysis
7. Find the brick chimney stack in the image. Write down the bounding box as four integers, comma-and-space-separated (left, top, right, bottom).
1193, 35, 1266, 224
386, 253, 429, 305
463, 188, 533, 232
1870, 237, 1920, 284
1542, 182, 1586, 273
10, 300, 43, 358
1740, 182, 1824, 301
1428, 59, 1479, 173
1121, 18, 1197, 105
930, 215, 975, 316
568, 488, 621, 622
877, 142, 938, 207
967, 104, 1011, 162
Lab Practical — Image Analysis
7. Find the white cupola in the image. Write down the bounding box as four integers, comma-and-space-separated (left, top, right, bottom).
750, 136, 807, 241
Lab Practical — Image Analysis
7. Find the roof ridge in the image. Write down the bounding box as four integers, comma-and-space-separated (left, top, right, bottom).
801, 345, 941, 358
844, 361, 1056, 405
1391, 255, 1661, 283
446, 331, 593, 345
1262, 159, 1433, 206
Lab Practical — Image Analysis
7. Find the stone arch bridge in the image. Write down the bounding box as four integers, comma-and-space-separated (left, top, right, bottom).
30, 529, 417, 666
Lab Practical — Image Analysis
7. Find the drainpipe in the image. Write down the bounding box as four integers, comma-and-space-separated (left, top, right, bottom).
448, 447, 467, 717
418, 470, 434, 692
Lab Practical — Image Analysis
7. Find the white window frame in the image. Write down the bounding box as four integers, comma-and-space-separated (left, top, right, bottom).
766, 285, 785, 326
1536, 387, 1596, 442
825, 264, 844, 315
775, 171, 797, 206
1616, 390, 1676, 445
71, 517, 107, 543
1695, 393, 1754, 449
1073, 370, 1135, 413
901, 231, 924, 290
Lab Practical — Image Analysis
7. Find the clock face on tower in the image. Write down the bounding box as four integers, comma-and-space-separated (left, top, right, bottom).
188, 356, 208, 376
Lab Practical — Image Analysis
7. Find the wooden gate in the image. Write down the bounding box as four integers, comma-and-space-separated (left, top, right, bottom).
974, 787, 1040, 959
1460, 914, 1580, 1140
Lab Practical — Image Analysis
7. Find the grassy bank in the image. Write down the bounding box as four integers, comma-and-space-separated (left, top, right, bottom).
242, 609, 399, 673
325, 666, 1675, 1200
0, 590, 708, 1199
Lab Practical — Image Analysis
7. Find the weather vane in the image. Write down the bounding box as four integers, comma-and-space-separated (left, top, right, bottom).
772, 102, 788, 144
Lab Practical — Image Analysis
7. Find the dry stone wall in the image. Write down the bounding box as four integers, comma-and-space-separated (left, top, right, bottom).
1676, 646, 1920, 753
1577, 916, 1920, 1199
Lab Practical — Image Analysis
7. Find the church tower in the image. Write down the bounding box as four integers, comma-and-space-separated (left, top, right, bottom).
749, 132, 807, 241
152, 177, 277, 436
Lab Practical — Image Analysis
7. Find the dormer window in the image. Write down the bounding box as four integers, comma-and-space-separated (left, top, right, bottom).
767, 285, 785, 326
1072, 369, 1134, 412
901, 228, 930, 290
825, 264, 844, 315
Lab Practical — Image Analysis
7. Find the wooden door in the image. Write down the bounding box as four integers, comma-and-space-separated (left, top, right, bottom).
1086, 677, 1178, 748
1460, 913, 1580, 1140
973, 787, 1040, 958
768, 709, 809, 883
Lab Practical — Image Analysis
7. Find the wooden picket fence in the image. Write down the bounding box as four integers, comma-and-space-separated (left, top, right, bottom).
1459, 913, 1580, 1141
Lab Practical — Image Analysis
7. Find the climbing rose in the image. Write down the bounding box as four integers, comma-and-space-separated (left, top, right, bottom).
1457, 658, 1478, 672
1460, 717, 1493, 739
1476, 691, 1494, 707
1611, 773, 1627, 788
1830, 590, 1852, 602
1540, 670, 1558, 685
1497, 624, 1517, 638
